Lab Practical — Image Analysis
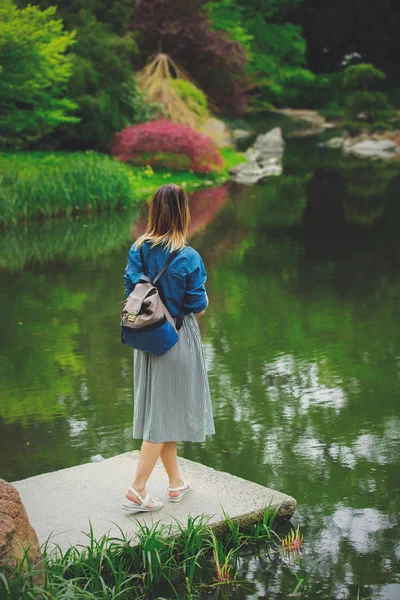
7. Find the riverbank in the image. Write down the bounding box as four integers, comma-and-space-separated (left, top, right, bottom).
0, 149, 244, 226
3, 451, 296, 598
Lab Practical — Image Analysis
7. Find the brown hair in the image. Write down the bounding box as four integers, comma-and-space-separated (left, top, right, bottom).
134, 184, 190, 252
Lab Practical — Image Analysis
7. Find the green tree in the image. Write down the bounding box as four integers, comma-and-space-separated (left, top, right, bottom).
208, 0, 314, 108
15, 0, 157, 150
342, 64, 397, 134
0, 0, 77, 148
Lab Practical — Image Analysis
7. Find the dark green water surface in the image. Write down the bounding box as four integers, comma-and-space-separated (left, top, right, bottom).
1, 135, 400, 599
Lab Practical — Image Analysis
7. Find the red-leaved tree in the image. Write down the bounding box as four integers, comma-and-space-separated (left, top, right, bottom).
112, 120, 224, 173
131, 0, 249, 114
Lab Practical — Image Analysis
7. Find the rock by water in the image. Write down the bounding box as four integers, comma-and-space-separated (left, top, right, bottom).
232, 128, 252, 141
344, 139, 398, 159
0, 479, 43, 581
318, 137, 345, 149
230, 127, 284, 184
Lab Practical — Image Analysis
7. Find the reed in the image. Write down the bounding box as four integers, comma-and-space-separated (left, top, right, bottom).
0, 149, 244, 227
0, 509, 279, 600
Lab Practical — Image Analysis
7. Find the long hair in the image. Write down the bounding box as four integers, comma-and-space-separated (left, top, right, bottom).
134, 184, 190, 252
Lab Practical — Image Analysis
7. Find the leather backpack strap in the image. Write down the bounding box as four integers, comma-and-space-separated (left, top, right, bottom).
139, 243, 181, 284
139, 245, 147, 276
153, 250, 181, 284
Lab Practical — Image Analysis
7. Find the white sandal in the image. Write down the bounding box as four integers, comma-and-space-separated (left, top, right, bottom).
122, 486, 163, 513
168, 480, 190, 503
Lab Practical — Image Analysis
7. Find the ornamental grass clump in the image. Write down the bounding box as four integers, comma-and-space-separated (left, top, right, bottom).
138, 53, 210, 129
112, 119, 224, 173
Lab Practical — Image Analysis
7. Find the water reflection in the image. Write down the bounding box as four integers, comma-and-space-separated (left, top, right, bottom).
0, 138, 400, 597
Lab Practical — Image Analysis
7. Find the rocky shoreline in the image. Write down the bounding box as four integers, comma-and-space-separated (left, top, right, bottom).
229, 127, 284, 184
319, 131, 400, 160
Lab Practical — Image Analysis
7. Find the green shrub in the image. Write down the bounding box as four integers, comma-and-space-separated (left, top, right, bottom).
372, 122, 394, 132
341, 63, 397, 133
343, 63, 386, 91
0, 0, 77, 149
170, 79, 209, 121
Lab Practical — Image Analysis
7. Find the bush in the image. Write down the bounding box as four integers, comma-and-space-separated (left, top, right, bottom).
341, 64, 397, 133
0, 0, 77, 148
131, 0, 250, 114
113, 120, 224, 173
343, 63, 386, 91
170, 79, 209, 121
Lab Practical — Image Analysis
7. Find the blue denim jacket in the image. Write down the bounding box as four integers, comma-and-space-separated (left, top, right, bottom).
123, 241, 208, 317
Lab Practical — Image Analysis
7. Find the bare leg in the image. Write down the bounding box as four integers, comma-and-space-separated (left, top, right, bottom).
126, 441, 164, 507
160, 442, 188, 499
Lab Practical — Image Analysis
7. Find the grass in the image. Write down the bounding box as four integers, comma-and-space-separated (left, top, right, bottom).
0, 510, 368, 599
0, 148, 244, 226
0, 508, 281, 600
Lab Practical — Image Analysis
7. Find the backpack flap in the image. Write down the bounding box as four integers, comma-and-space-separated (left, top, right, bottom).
121, 282, 165, 330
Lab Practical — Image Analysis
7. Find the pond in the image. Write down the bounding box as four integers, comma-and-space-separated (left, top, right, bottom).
1, 132, 400, 599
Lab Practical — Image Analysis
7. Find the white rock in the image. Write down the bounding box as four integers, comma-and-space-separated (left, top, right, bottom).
318, 137, 344, 149
229, 160, 282, 184
345, 139, 397, 160
91, 454, 105, 463
232, 128, 252, 140
252, 127, 285, 158
230, 127, 284, 184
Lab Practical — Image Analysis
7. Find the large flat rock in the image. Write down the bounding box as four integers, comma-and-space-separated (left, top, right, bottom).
13, 451, 296, 553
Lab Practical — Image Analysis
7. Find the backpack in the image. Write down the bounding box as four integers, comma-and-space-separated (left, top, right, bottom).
120, 245, 182, 355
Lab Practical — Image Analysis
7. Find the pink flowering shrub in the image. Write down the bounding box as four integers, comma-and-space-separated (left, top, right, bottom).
112, 120, 224, 173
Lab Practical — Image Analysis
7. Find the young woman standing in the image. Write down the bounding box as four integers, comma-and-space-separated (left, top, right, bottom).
122, 184, 215, 512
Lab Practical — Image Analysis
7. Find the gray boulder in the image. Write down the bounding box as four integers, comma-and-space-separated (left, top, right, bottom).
247, 127, 285, 160
318, 137, 344, 149
232, 128, 252, 141
344, 139, 398, 160
229, 157, 282, 184
230, 127, 284, 184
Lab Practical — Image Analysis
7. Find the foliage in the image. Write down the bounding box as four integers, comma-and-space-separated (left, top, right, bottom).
113, 120, 224, 173
0, 152, 137, 223
0, 0, 77, 149
171, 79, 209, 121
131, 0, 250, 114
0, 511, 279, 599
341, 64, 397, 134
343, 63, 386, 92
138, 53, 207, 128
208, 0, 313, 109
0, 147, 241, 226
15, 0, 153, 151
206, 0, 253, 52
53, 13, 143, 151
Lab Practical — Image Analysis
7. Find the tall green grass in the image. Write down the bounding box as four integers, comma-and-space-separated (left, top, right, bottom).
0, 152, 139, 224
0, 508, 280, 600
0, 149, 244, 226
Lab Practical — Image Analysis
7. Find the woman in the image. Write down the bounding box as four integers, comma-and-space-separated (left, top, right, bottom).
122, 184, 215, 512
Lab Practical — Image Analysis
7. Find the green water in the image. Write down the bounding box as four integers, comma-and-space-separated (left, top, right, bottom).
1, 136, 400, 599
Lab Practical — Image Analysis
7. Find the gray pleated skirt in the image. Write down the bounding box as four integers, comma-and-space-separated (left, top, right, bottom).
133, 313, 215, 443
